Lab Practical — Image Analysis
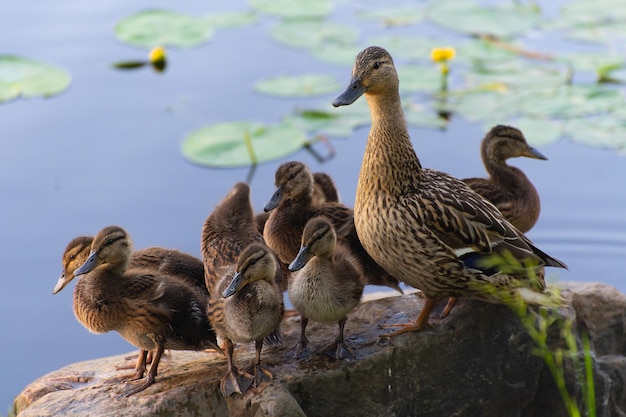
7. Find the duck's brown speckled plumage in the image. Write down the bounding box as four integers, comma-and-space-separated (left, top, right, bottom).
263, 161, 402, 293
68, 225, 222, 396
201, 182, 283, 396
287, 217, 364, 359
333, 46, 567, 333
463, 125, 547, 233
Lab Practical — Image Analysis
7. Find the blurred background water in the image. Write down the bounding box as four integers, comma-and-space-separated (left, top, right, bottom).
1, 0, 625, 412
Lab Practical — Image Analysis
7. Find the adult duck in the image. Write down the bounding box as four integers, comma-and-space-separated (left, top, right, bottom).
463, 124, 547, 233
201, 182, 283, 396
332, 46, 567, 335
288, 217, 364, 359
70, 225, 222, 396
263, 161, 402, 293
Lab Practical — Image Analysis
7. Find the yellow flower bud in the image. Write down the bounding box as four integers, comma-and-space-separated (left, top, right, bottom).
430, 47, 456, 63
149, 46, 167, 64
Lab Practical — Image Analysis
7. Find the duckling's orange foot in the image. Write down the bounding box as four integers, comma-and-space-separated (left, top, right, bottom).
220, 370, 254, 397
121, 375, 155, 397
284, 342, 314, 360
322, 340, 355, 360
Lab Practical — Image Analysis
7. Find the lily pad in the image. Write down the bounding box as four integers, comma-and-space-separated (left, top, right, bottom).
310, 43, 365, 66
466, 60, 569, 91
0, 55, 71, 103
254, 74, 341, 98
182, 121, 309, 168
452, 90, 519, 123
563, 117, 626, 150
367, 35, 450, 62
250, 0, 333, 19
284, 109, 358, 138
115, 10, 214, 48
499, 118, 563, 147
269, 20, 358, 50
357, 5, 425, 27
397, 64, 443, 94
403, 101, 448, 129
559, 0, 626, 27
427, 0, 542, 38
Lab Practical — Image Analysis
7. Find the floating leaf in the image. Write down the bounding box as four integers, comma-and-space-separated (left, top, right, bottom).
367, 35, 448, 61
182, 121, 308, 168
452, 90, 518, 123
115, 10, 214, 48
427, 0, 541, 38
270, 20, 358, 50
559, 0, 626, 27
403, 102, 447, 129
284, 109, 357, 138
397, 64, 442, 94
201, 11, 258, 29
357, 5, 425, 27
502, 118, 563, 147
563, 116, 626, 150
250, 0, 333, 19
466, 60, 569, 91
558, 51, 624, 74
310, 43, 364, 66
254, 74, 341, 98
0, 55, 71, 103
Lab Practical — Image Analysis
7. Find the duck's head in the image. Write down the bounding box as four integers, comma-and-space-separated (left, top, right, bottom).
264, 161, 314, 211
332, 46, 397, 107
288, 217, 336, 272
53, 236, 93, 294
222, 243, 278, 298
73, 225, 134, 276
483, 125, 547, 163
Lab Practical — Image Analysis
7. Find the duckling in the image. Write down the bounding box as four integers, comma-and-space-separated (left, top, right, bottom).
332, 46, 567, 335
208, 243, 283, 396
202, 182, 284, 396
254, 170, 340, 235
287, 217, 364, 359
54, 237, 207, 296
70, 225, 222, 396
263, 161, 402, 293
463, 124, 547, 233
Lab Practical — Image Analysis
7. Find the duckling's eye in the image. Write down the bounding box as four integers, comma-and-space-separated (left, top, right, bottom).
288, 173, 297, 180
105, 238, 113, 246
373, 61, 380, 69
249, 258, 257, 265
69, 254, 76, 260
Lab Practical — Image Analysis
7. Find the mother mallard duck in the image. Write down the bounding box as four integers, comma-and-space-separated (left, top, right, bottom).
332, 46, 567, 335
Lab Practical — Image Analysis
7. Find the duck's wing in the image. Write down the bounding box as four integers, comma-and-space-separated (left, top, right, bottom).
462, 178, 514, 213
311, 203, 354, 237
119, 271, 173, 329
415, 169, 566, 269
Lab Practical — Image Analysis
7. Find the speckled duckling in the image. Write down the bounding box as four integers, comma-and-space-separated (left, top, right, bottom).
263, 161, 402, 293
69, 225, 223, 396
333, 46, 567, 335
463, 124, 547, 233
201, 182, 283, 396
288, 217, 364, 360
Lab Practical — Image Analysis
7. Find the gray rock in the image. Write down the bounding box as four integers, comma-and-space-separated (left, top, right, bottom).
12, 282, 626, 417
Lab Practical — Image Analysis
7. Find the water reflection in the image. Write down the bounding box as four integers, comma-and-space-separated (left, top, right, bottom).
1, 0, 626, 412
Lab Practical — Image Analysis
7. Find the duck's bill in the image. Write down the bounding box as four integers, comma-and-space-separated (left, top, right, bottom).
522, 146, 548, 160
332, 78, 364, 107
222, 272, 244, 298
288, 246, 311, 272
73, 250, 98, 276
52, 273, 73, 294
264, 187, 282, 212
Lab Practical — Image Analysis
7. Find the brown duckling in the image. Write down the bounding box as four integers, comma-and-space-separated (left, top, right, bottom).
70, 225, 222, 396
287, 217, 364, 359
207, 243, 283, 396
254, 170, 340, 235
463, 124, 547, 233
54, 237, 207, 296
332, 46, 567, 336
263, 160, 402, 293
202, 182, 284, 396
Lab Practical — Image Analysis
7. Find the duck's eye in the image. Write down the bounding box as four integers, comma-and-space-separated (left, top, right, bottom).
288, 173, 297, 180
373, 61, 380, 69
69, 254, 76, 260
249, 258, 257, 266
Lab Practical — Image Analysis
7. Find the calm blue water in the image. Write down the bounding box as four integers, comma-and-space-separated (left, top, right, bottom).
2, 0, 626, 412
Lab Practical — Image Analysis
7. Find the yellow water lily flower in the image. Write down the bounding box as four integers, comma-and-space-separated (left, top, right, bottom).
149, 46, 167, 64
430, 47, 456, 63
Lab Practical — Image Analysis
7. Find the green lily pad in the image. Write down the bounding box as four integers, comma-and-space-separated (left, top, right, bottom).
452, 90, 519, 123
499, 118, 563, 147
357, 5, 425, 27
250, 0, 333, 19
558, 51, 624, 74
269, 20, 358, 50
466, 60, 569, 91
397, 64, 443, 94
562, 21, 626, 44
201, 11, 258, 29
403, 101, 448, 129
115, 10, 214, 48
367, 35, 450, 62
427, 0, 542, 38
310, 43, 365, 66
563, 116, 626, 150
559, 0, 626, 27
516, 85, 623, 119
0, 55, 71, 103
254, 74, 341, 98
182, 121, 309, 168
284, 109, 358, 138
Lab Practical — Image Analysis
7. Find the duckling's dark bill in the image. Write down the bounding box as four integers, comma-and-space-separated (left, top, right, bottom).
288, 246, 311, 272
264, 187, 282, 212
522, 146, 548, 160
73, 250, 99, 276
332, 78, 364, 107
222, 272, 244, 298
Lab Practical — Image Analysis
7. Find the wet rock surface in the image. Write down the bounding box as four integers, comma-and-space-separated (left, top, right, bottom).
13, 282, 626, 417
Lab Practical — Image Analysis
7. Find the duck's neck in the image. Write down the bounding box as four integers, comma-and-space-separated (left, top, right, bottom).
359, 92, 422, 196
484, 155, 533, 197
